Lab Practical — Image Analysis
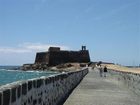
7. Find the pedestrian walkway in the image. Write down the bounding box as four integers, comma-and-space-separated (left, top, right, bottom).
64, 68, 140, 105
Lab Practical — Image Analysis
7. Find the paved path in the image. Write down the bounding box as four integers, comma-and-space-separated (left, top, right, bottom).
64, 68, 140, 105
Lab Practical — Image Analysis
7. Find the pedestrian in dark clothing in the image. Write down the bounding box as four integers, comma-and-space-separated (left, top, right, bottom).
104, 66, 107, 77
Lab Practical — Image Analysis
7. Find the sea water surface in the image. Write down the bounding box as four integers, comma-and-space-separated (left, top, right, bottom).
0, 66, 58, 86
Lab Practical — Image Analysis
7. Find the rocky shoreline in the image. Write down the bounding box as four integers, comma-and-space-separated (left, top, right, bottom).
21, 63, 88, 72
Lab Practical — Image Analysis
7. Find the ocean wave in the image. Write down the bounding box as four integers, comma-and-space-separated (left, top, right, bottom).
0, 69, 58, 86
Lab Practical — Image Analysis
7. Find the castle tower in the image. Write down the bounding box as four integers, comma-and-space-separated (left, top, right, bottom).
82, 46, 86, 50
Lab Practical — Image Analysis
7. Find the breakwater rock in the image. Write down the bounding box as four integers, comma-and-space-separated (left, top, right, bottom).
21, 63, 88, 72
0, 68, 88, 105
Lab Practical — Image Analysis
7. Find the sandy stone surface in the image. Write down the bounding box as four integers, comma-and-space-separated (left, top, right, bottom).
49, 63, 87, 72
102, 64, 140, 74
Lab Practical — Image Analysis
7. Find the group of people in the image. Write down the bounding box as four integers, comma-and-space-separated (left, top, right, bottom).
99, 65, 108, 77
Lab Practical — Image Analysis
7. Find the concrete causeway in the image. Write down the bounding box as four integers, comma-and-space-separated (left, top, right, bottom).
64, 68, 140, 105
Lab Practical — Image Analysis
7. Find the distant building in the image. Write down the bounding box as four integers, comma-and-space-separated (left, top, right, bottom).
35, 46, 90, 66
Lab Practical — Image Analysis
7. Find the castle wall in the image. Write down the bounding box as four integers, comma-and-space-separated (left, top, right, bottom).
78, 50, 90, 62
0, 68, 88, 105
49, 51, 69, 66
49, 50, 90, 66
35, 52, 49, 64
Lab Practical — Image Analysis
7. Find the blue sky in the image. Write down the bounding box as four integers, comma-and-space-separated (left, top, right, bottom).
0, 0, 139, 66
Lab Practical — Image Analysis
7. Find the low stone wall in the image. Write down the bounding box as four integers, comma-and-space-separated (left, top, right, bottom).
108, 69, 140, 96
0, 68, 88, 105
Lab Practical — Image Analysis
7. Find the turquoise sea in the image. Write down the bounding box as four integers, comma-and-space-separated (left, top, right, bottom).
0, 66, 58, 86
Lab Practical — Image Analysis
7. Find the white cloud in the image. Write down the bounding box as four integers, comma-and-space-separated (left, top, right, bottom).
0, 47, 31, 53
0, 43, 70, 53
21, 43, 70, 51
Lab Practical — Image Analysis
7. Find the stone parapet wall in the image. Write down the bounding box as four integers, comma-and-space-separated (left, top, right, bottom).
0, 68, 88, 105
108, 69, 140, 96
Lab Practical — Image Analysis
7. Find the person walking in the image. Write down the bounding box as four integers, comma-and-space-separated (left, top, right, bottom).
104, 66, 108, 77
99, 65, 103, 77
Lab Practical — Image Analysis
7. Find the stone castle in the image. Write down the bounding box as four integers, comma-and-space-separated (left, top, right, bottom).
22, 46, 90, 70
35, 46, 90, 66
